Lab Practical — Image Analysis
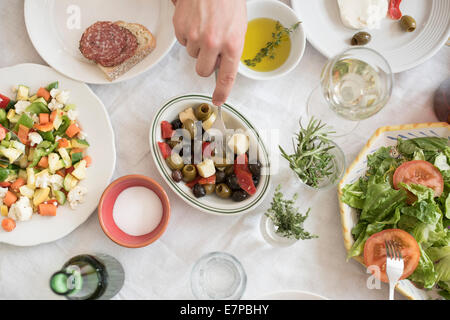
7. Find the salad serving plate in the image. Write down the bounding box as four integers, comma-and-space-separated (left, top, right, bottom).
338, 122, 450, 300
24, 0, 176, 84
150, 94, 271, 216
291, 0, 450, 73
0, 64, 116, 246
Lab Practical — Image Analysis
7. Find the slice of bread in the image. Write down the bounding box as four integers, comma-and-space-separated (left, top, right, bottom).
98, 21, 156, 81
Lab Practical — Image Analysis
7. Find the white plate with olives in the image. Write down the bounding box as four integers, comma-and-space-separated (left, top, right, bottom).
291, 0, 450, 73
149, 94, 271, 216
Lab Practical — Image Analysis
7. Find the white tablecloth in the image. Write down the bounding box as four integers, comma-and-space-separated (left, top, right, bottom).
0, 0, 449, 300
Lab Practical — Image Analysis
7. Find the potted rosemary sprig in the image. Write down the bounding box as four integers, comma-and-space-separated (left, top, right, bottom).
279, 117, 345, 189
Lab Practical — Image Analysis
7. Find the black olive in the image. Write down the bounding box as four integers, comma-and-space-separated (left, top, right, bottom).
171, 170, 183, 182
216, 170, 226, 184
171, 119, 183, 130
193, 184, 206, 198
224, 165, 235, 176
232, 190, 249, 202
252, 174, 260, 187
248, 160, 262, 176
226, 174, 241, 191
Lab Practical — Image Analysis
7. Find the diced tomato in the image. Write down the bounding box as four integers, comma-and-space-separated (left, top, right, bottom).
1, 218, 16, 232
0, 182, 11, 187
198, 175, 216, 185
39, 113, 50, 124
388, 0, 402, 20
0, 124, 7, 141
161, 121, 174, 139
18, 124, 30, 145
157, 141, 172, 159
186, 176, 202, 189
0, 94, 10, 109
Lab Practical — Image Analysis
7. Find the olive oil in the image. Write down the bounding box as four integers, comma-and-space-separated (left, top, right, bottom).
241, 18, 291, 72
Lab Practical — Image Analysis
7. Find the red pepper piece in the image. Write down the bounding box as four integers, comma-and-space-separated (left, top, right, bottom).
157, 141, 172, 159
186, 176, 201, 188
198, 175, 216, 185
388, 0, 402, 20
234, 154, 256, 195
202, 141, 214, 158
0, 94, 10, 109
161, 121, 174, 139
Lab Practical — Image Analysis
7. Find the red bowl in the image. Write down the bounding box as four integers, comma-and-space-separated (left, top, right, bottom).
98, 175, 170, 248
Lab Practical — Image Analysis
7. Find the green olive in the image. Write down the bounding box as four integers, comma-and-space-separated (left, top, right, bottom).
215, 183, 232, 199
166, 153, 184, 170
213, 156, 234, 169
194, 103, 213, 121
400, 15, 416, 32
204, 184, 215, 195
182, 164, 197, 182
351, 32, 371, 46
167, 139, 180, 149
182, 119, 197, 139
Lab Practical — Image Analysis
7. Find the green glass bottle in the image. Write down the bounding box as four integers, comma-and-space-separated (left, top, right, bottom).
50, 253, 125, 300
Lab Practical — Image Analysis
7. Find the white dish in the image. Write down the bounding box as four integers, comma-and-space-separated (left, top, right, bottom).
258, 290, 328, 300
24, 0, 176, 84
238, 0, 306, 80
0, 64, 116, 246
149, 94, 271, 216
291, 0, 450, 73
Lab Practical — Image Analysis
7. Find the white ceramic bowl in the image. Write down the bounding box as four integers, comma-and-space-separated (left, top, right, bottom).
238, 0, 306, 80
149, 94, 271, 215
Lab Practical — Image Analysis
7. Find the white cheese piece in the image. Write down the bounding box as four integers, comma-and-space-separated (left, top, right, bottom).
8, 196, 33, 222
48, 98, 63, 111
55, 90, 70, 104
337, 0, 388, 30
178, 107, 197, 123
28, 132, 43, 147
227, 133, 250, 155
67, 185, 87, 209
196, 158, 216, 178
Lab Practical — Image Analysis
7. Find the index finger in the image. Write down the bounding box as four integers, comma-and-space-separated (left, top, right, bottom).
212, 52, 240, 106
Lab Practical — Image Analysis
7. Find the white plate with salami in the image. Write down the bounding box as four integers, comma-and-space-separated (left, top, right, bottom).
0, 63, 115, 246
24, 0, 176, 84
291, 0, 450, 73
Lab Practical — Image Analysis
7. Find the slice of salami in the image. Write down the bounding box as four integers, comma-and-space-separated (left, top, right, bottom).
79, 21, 127, 64
97, 26, 138, 67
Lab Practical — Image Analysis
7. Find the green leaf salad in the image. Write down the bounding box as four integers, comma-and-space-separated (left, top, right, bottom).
341, 137, 450, 298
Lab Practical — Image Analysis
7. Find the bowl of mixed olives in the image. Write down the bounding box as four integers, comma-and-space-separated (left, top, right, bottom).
150, 94, 271, 215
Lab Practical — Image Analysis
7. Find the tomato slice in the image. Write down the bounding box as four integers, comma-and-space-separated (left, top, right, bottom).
364, 229, 420, 283
393, 160, 443, 197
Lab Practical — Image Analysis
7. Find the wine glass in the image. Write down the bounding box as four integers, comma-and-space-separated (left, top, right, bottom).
306, 47, 393, 136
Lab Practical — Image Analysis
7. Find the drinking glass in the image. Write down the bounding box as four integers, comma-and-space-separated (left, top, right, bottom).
191, 252, 247, 300
306, 47, 393, 136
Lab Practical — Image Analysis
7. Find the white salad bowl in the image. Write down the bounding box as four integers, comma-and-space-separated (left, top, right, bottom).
338, 122, 450, 300
150, 94, 271, 216
238, 0, 306, 80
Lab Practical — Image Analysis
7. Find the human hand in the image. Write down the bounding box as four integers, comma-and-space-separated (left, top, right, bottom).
172, 0, 247, 106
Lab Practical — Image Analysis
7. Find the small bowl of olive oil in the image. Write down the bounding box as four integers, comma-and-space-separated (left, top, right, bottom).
239, 0, 306, 80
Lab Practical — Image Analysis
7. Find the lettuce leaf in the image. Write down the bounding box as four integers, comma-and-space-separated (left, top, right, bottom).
341, 178, 368, 210
398, 137, 448, 161
408, 245, 437, 289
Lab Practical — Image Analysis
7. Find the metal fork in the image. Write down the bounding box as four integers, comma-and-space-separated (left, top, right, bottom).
385, 240, 404, 300
209, 69, 228, 157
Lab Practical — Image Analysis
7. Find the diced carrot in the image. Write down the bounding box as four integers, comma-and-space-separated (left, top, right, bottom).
58, 138, 70, 148
56, 169, 66, 177
0, 182, 11, 187
65, 123, 80, 138
1, 218, 16, 232
39, 113, 49, 124
18, 124, 29, 145
3, 191, 17, 207
38, 203, 57, 216
50, 110, 58, 122
38, 156, 49, 168
36, 87, 51, 102
33, 122, 54, 132
10, 178, 26, 193
83, 155, 92, 167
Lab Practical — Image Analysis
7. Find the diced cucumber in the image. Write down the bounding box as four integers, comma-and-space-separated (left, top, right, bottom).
33, 187, 50, 206
26, 167, 35, 188
10, 141, 25, 153
16, 85, 29, 101
53, 113, 63, 130
14, 113, 34, 130
37, 141, 52, 149
18, 169, 27, 180
33, 97, 48, 106
29, 94, 38, 103
71, 139, 89, 149
58, 148, 71, 169
63, 173, 78, 192
63, 104, 76, 111
18, 155, 28, 169
0, 146, 23, 163
19, 185, 34, 198
72, 160, 86, 180
6, 109, 15, 120
48, 153, 63, 173
9, 114, 20, 124
0, 140, 10, 147
4, 132, 11, 141
54, 190, 66, 205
